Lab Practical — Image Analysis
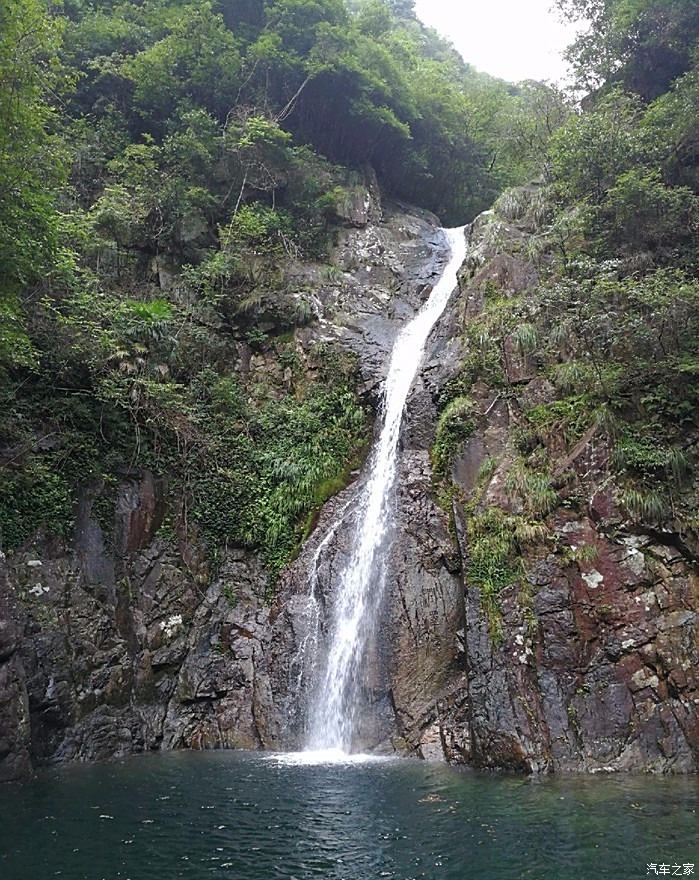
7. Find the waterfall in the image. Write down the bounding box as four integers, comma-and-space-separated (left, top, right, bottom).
305, 226, 467, 754
287, 496, 356, 701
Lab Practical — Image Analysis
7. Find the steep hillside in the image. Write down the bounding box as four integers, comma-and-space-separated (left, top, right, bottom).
0, 186, 451, 780
0, 0, 562, 578
412, 1, 699, 769
412, 193, 699, 771
2, 0, 699, 780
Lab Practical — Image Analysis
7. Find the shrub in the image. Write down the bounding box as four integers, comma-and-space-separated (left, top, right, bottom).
621, 488, 671, 524
506, 460, 558, 518
0, 459, 73, 551
612, 434, 692, 486
431, 396, 475, 481
598, 168, 698, 252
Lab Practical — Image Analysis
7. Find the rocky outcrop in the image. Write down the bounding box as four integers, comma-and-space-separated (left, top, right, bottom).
386, 450, 465, 752
265, 445, 464, 755
419, 500, 699, 774
0, 475, 278, 781
264, 221, 462, 754
3, 183, 698, 781
0, 598, 31, 783
403, 199, 699, 774
0, 189, 450, 781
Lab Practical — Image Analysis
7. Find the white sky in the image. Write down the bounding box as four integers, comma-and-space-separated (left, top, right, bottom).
413, 0, 582, 83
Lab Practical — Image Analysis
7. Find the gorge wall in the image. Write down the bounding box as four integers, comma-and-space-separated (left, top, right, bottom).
0, 186, 450, 781
1, 185, 698, 782
409, 203, 699, 774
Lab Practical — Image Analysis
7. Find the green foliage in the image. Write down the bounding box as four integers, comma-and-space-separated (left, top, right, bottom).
505, 460, 558, 518
8, 0, 699, 586
123, 299, 173, 325
548, 11, 699, 264
124, 3, 242, 124
563, 543, 600, 566
467, 508, 518, 629
0, 458, 73, 550
559, 0, 699, 99
189, 377, 366, 577
534, 267, 699, 429
510, 322, 538, 356
644, 67, 699, 193
526, 395, 596, 446
253, 385, 366, 570
476, 455, 498, 487
465, 506, 536, 641
513, 519, 550, 547
549, 361, 596, 395
431, 396, 475, 482
223, 205, 295, 253
620, 488, 671, 524
549, 89, 646, 205
461, 301, 516, 390
599, 168, 698, 253
0, 0, 67, 372
612, 435, 673, 479
668, 446, 692, 485
494, 187, 553, 230
612, 434, 692, 505
486, 82, 571, 186
50, 0, 564, 229
438, 0, 699, 625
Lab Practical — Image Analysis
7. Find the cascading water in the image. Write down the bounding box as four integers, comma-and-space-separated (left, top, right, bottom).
287, 496, 356, 699
305, 226, 467, 754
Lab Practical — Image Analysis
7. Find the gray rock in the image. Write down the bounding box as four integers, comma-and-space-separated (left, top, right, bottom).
2, 192, 698, 782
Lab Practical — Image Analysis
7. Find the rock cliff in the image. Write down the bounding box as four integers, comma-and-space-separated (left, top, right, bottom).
0, 188, 450, 781
407, 200, 699, 773
269, 193, 699, 774
2, 186, 698, 782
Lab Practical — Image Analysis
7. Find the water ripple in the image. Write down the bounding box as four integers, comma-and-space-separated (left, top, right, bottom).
0, 751, 697, 880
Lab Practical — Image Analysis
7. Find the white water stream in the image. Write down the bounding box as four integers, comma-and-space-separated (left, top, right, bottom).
305, 226, 467, 754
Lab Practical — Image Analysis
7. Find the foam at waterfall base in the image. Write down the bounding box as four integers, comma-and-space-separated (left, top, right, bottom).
266, 749, 395, 766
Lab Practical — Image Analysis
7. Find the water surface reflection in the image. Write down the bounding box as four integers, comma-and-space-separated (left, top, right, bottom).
0, 751, 697, 879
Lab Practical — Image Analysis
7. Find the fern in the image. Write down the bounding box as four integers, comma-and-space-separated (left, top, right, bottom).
477, 455, 498, 486
550, 360, 592, 394
563, 543, 599, 565
514, 520, 550, 546
431, 396, 475, 481
494, 187, 531, 222
668, 447, 691, 486
294, 297, 314, 326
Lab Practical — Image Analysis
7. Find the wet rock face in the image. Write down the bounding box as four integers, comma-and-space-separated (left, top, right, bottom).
264, 451, 465, 755
263, 212, 457, 753
0, 193, 450, 780
438, 519, 699, 774
0, 476, 277, 778
407, 205, 699, 774
0, 591, 31, 783
4, 184, 698, 781
386, 451, 465, 753
325, 202, 448, 399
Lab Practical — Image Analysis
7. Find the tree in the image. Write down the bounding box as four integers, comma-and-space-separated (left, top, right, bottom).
559, 0, 699, 99
125, 2, 242, 127
548, 89, 646, 203
0, 0, 66, 370
599, 168, 698, 252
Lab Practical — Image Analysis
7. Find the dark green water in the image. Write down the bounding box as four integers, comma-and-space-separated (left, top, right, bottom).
1, 751, 698, 880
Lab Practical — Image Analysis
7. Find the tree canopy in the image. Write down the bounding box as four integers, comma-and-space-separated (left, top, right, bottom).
0, 0, 577, 567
